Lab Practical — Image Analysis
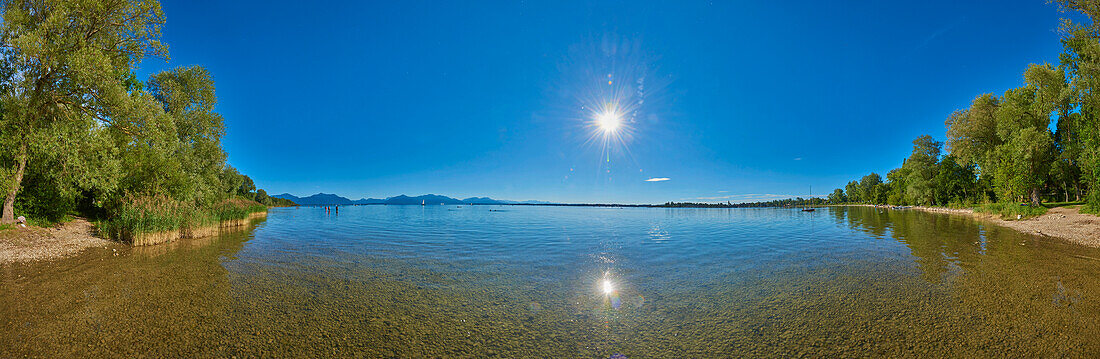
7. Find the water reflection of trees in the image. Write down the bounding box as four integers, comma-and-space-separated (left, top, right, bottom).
829, 206, 1100, 356
830, 207, 990, 283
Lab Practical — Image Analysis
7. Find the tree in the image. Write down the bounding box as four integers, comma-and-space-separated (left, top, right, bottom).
237, 175, 256, 199
0, 0, 167, 223
845, 181, 862, 203
932, 155, 978, 204
255, 189, 270, 205
116, 66, 228, 205
946, 94, 1000, 179
885, 167, 910, 205
1057, 0, 1100, 209
903, 135, 942, 205
994, 127, 1056, 205
828, 188, 847, 203
859, 173, 885, 204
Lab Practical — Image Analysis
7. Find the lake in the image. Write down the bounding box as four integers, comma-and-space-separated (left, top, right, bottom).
3, 206, 1100, 357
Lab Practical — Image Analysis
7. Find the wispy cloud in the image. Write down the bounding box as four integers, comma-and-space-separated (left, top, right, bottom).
910, 17, 965, 54
793, 157, 802, 161
645, 177, 670, 182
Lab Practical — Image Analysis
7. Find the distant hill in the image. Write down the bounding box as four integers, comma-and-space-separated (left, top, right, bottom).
272, 193, 356, 205
271, 193, 548, 206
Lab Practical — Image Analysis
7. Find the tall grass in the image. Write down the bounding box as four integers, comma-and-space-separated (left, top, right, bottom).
211, 197, 268, 221
972, 202, 1048, 220
100, 195, 266, 239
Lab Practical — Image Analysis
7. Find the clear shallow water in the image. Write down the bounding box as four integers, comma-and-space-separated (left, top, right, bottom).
3, 206, 1100, 357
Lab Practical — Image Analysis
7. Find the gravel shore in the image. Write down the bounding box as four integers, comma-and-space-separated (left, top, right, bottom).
0, 218, 117, 265
864, 205, 1100, 248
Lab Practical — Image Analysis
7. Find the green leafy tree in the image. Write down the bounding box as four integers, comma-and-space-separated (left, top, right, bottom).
238, 175, 256, 199
255, 189, 269, 204
845, 181, 862, 203
0, 0, 167, 223
118, 66, 228, 205
932, 155, 978, 204
903, 135, 942, 205
1057, 0, 1100, 209
993, 127, 1056, 205
885, 167, 910, 205
946, 95, 1001, 181
828, 188, 846, 203
859, 173, 885, 204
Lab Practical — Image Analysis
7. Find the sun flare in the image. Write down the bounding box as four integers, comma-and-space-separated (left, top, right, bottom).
597, 109, 622, 133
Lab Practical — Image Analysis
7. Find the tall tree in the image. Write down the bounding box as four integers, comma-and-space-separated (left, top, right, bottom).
845, 181, 862, 203
903, 135, 942, 205
1058, 0, 1100, 208
946, 94, 1000, 182
828, 188, 846, 203
115, 66, 228, 205
0, 0, 167, 223
859, 173, 885, 204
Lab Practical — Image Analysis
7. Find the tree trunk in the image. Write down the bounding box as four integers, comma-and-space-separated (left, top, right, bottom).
1064, 181, 1070, 203
1029, 187, 1042, 207
1, 146, 27, 224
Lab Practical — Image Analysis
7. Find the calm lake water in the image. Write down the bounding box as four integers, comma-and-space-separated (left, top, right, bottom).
3, 206, 1100, 357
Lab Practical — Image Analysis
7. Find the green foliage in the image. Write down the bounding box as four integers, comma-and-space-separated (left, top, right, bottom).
859, 173, 887, 204
0, 0, 286, 231
992, 127, 1056, 204
827, 188, 846, 203
933, 155, 980, 204
972, 202, 1049, 220
845, 181, 862, 203
0, 0, 168, 222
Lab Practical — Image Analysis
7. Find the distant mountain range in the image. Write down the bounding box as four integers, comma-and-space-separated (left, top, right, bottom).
271, 193, 551, 206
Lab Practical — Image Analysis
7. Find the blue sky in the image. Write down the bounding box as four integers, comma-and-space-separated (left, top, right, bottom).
142, 0, 1070, 204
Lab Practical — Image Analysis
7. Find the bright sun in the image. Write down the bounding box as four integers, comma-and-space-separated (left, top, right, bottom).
597, 109, 621, 133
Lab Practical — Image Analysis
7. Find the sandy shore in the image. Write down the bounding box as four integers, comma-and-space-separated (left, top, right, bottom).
0, 218, 117, 265
860, 204, 1100, 248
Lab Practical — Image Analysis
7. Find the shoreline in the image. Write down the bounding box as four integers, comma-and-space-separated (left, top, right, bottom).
0, 211, 269, 265
0, 218, 117, 265
853, 204, 1100, 248
5, 204, 1099, 264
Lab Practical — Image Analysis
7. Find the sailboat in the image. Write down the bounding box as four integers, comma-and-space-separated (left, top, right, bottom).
801, 185, 816, 212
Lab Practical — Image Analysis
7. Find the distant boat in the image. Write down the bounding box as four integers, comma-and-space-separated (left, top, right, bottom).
802, 185, 816, 212
421, 200, 425, 206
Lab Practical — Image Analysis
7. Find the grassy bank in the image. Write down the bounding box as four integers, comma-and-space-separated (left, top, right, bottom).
971, 203, 1049, 220
98, 195, 267, 243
